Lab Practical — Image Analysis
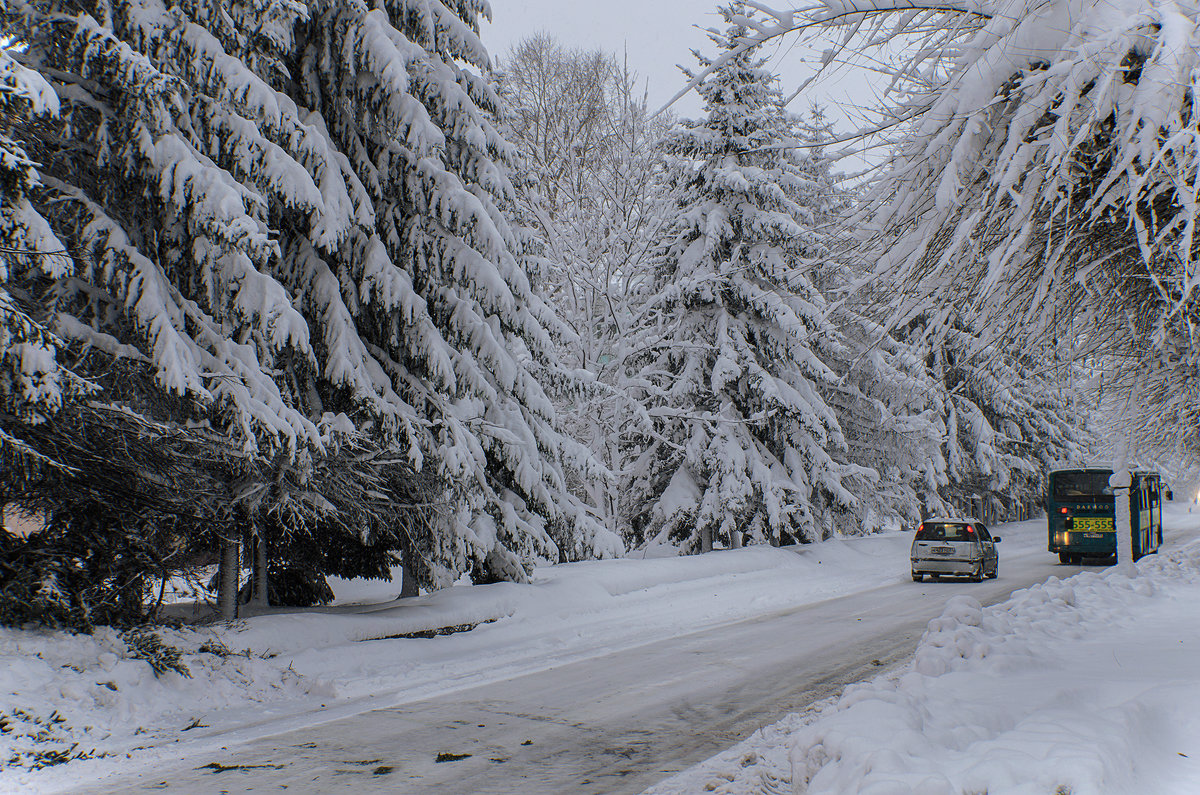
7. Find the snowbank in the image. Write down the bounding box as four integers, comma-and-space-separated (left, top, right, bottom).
0, 526, 939, 783
650, 509, 1200, 795
193, 530, 926, 658
788, 549, 1200, 794
0, 625, 321, 774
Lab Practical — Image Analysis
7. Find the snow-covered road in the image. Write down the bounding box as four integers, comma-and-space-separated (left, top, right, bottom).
57, 513, 1190, 795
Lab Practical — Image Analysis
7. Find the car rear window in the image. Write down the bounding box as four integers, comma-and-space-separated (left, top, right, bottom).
916, 522, 974, 541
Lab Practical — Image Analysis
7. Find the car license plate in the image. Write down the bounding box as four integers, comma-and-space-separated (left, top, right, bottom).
933, 546, 954, 554
1073, 517, 1114, 533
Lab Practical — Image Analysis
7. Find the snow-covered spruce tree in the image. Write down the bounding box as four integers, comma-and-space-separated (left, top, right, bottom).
724, 0, 1199, 533
0, 48, 93, 469
781, 109, 948, 533
915, 319, 1087, 521
1, 3, 437, 619
790, 112, 1081, 527
822, 311, 948, 530
293, 0, 617, 578
2, 0, 608, 603
625, 7, 871, 553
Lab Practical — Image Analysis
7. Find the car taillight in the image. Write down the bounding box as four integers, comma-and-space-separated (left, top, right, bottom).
1060, 507, 1070, 515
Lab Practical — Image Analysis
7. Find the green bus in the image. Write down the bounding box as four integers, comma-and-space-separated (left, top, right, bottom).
1047, 468, 1164, 564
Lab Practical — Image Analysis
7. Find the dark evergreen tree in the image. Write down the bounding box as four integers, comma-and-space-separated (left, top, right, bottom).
0, 0, 602, 627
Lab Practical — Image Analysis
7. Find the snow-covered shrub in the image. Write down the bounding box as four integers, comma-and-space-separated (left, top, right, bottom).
0, 527, 85, 631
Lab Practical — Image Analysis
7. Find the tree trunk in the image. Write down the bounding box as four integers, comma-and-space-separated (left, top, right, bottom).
250, 534, 269, 608
116, 571, 144, 624
399, 550, 420, 599
218, 538, 240, 620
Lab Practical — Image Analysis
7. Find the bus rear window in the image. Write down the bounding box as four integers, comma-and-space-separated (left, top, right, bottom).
916, 522, 974, 541
1053, 471, 1114, 500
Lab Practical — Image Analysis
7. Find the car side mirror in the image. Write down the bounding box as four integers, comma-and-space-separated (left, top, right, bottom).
993, 537, 1002, 543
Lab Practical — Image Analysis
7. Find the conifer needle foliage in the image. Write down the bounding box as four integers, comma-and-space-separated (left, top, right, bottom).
1, 0, 604, 594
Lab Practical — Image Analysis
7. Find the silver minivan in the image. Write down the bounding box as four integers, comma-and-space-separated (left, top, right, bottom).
910, 518, 1000, 582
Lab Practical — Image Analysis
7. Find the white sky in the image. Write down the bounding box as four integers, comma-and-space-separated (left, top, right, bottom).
481, 1, 875, 122
482, 0, 717, 117
480, 1, 885, 172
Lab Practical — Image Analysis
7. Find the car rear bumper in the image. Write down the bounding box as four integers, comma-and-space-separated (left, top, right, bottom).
912, 558, 980, 575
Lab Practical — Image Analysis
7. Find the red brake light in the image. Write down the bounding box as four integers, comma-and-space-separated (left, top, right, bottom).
967, 525, 975, 534
1060, 507, 1070, 515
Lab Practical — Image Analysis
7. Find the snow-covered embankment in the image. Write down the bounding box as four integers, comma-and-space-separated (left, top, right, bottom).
654, 507, 1200, 795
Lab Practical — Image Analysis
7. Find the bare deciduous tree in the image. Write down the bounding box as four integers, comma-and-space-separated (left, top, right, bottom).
495, 34, 674, 541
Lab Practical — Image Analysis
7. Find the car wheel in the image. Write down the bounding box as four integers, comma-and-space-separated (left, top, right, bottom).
970, 562, 984, 582
988, 564, 998, 579
1058, 551, 1072, 565
912, 572, 923, 582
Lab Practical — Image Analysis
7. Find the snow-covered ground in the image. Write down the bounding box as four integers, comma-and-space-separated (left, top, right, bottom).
4, 506, 1200, 794
1, 524, 940, 789
650, 504, 1200, 795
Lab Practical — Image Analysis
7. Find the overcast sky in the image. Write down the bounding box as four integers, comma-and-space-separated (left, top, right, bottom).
480, 0, 882, 153
482, 0, 717, 116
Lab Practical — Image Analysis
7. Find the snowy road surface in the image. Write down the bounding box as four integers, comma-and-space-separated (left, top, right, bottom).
60, 514, 1198, 795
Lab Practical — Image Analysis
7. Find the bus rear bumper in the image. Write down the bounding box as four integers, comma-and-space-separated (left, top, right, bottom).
1049, 531, 1115, 557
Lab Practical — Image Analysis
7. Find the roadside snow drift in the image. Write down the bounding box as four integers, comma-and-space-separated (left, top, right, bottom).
789, 563, 1200, 795
649, 514, 1200, 795
0, 527, 942, 785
